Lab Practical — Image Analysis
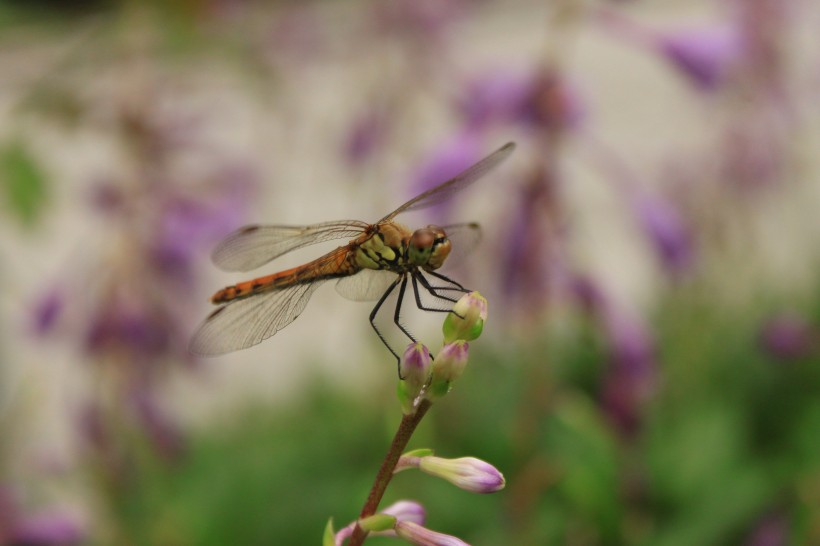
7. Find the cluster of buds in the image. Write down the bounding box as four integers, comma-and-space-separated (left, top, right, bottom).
328, 291, 502, 545
397, 292, 488, 413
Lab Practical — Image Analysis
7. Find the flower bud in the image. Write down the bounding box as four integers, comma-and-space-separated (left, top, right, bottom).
443, 292, 487, 343
359, 514, 397, 532
380, 500, 426, 526
427, 341, 469, 399
398, 343, 432, 414
394, 520, 470, 546
418, 456, 505, 494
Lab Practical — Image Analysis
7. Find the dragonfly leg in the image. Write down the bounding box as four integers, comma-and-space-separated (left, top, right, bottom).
412, 273, 459, 309
393, 274, 417, 343
370, 276, 403, 365
425, 270, 471, 293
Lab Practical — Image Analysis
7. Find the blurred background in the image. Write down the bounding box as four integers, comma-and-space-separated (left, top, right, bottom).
1, 0, 820, 544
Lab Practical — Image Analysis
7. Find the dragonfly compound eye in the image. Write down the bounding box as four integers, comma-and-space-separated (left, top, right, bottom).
409, 226, 451, 270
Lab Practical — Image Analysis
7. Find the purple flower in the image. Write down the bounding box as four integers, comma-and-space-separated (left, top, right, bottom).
657, 25, 742, 91
459, 67, 584, 131
410, 133, 483, 219
759, 313, 815, 360
343, 109, 389, 166
0, 488, 86, 546
633, 193, 694, 275
571, 275, 657, 435
31, 287, 64, 335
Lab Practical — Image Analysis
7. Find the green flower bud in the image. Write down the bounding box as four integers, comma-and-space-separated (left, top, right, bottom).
443, 291, 488, 343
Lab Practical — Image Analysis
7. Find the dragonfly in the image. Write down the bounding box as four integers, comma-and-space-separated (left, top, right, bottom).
189, 142, 515, 362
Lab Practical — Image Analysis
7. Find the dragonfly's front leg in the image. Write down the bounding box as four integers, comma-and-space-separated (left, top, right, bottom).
412, 273, 459, 310
426, 270, 470, 293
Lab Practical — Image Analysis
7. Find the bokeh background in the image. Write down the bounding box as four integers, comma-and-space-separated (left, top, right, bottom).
2, 0, 820, 544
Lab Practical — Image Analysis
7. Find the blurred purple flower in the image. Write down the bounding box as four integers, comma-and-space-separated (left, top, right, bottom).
572, 275, 657, 435
410, 132, 483, 219
759, 313, 816, 360
500, 170, 555, 312
744, 511, 788, 546
0, 487, 85, 546
132, 386, 186, 460
31, 288, 64, 335
372, 0, 468, 42
459, 67, 584, 132
633, 193, 694, 275
597, 8, 741, 92
85, 297, 172, 358
343, 108, 389, 166
657, 25, 742, 91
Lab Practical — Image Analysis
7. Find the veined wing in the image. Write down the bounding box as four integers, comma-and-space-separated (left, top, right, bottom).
440, 222, 482, 268
189, 280, 325, 355
211, 220, 369, 272
335, 269, 398, 302
380, 142, 515, 223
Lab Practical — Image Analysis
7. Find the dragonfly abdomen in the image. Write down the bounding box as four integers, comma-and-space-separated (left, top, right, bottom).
211, 246, 357, 304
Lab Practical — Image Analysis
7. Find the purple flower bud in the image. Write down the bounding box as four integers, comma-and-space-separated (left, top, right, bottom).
398, 343, 432, 413
428, 341, 469, 399
442, 292, 487, 343
418, 456, 505, 494
380, 500, 426, 526
394, 521, 470, 546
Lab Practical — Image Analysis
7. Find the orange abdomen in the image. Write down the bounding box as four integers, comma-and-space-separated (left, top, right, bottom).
210, 246, 357, 304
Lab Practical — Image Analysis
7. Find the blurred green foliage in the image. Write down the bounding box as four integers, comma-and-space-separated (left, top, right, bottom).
110, 279, 820, 545
0, 139, 48, 228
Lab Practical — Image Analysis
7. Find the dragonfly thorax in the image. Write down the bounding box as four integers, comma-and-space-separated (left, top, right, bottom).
408, 225, 451, 271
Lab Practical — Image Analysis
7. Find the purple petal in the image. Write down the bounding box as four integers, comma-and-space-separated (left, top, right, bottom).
633, 194, 694, 276
658, 25, 742, 91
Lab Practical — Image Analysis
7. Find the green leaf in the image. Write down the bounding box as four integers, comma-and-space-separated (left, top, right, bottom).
322, 518, 335, 546
0, 139, 48, 227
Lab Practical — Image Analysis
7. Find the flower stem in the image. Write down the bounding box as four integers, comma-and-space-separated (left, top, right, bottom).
348, 399, 432, 546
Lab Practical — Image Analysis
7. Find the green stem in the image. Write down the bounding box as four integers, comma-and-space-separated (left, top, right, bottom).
347, 399, 432, 546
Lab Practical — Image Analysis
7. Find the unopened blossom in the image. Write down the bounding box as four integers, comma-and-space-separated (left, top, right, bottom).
427, 341, 469, 399
398, 343, 432, 414
394, 520, 470, 546
380, 500, 426, 526
417, 456, 505, 494
442, 292, 487, 343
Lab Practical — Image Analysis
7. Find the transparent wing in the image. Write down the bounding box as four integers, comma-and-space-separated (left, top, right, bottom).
189, 280, 325, 356
211, 220, 369, 272
440, 222, 482, 269
380, 142, 515, 222
335, 269, 398, 302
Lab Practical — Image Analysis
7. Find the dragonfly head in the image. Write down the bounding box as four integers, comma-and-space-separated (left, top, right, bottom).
409, 225, 451, 271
